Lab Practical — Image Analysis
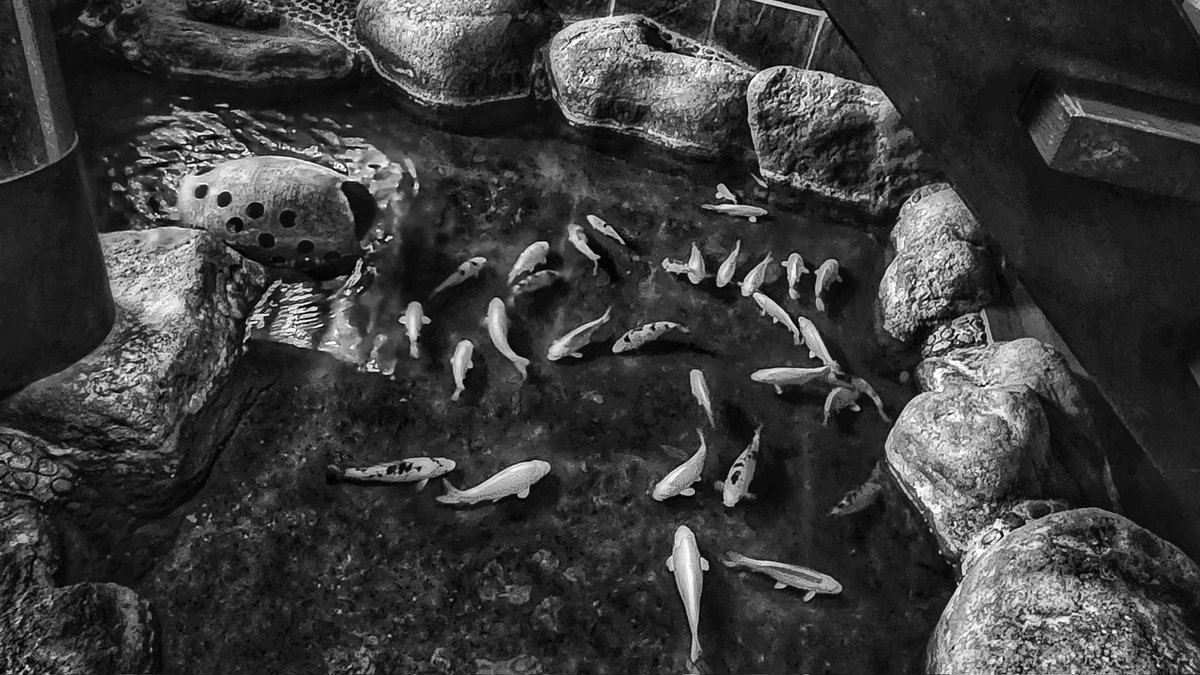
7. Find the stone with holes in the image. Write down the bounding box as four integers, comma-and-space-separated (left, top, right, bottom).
0, 428, 76, 504
0, 228, 266, 514
545, 14, 755, 158
178, 156, 376, 275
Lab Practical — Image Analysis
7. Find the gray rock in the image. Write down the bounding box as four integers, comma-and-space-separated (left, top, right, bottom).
878, 239, 1000, 343
73, 0, 357, 87
747, 66, 936, 216
891, 185, 987, 252
357, 0, 561, 108
186, 0, 283, 29
885, 385, 1051, 564
920, 312, 987, 359
0, 228, 266, 513
0, 429, 76, 504
546, 15, 755, 158
929, 508, 1200, 674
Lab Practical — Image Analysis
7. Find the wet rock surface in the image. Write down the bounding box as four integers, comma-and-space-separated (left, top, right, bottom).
546, 15, 755, 158
919, 312, 987, 359
0, 228, 266, 514
357, 0, 561, 108
747, 66, 935, 217
186, 0, 283, 29
930, 508, 1200, 674
0, 429, 77, 504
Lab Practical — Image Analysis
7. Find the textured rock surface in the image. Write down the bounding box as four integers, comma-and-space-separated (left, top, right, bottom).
357, 0, 561, 107
890, 185, 988, 252
0, 500, 159, 674
747, 66, 935, 216
0, 229, 266, 513
930, 508, 1200, 674
186, 0, 283, 29
0, 429, 77, 504
920, 312, 987, 359
885, 385, 1051, 563
73, 0, 357, 87
878, 240, 999, 343
546, 15, 755, 158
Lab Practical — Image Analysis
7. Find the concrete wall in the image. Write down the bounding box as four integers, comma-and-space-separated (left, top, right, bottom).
542, 0, 872, 82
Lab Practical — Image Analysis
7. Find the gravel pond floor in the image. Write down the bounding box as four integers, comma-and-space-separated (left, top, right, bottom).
54, 58, 956, 675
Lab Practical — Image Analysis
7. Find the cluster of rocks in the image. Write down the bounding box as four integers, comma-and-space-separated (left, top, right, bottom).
875, 185, 1200, 671
72, 0, 936, 216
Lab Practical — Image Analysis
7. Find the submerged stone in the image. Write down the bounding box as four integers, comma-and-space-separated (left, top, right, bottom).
878, 239, 999, 343
747, 66, 936, 217
930, 508, 1200, 674
546, 14, 755, 158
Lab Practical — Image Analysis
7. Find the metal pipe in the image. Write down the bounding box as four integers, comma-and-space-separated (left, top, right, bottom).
0, 0, 114, 395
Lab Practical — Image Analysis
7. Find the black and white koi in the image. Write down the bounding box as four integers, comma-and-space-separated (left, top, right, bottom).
327, 457, 456, 490
450, 339, 474, 401
437, 459, 551, 505
566, 223, 601, 276
401, 301, 431, 359
750, 365, 832, 394
666, 525, 709, 664
701, 203, 768, 223
687, 243, 706, 284
547, 306, 613, 360
721, 551, 842, 601
822, 386, 861, 425
690, 369, 716, 428
834, 374, 892, 423
715, 425, 762, 507
752, 292, 802, 345
740, 252, 774, 297
716, 239, 741, 288
508, 241, 550, 284
430, 256, 486, 297
611, 321, 690, 353
653, 429, 708, 500
586, 214, 627, 246
715, 183, 737, 203
814, 259, 842, 313
829, 460, 885, 516
782, 253, 808, 301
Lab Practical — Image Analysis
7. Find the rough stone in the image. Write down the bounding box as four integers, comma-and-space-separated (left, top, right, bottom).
0, 428, 77, 504
73, 0, 357, 88
0, 228, 267, 513
920, 312, 987, 359
546, 15, 755, 158
747, 66, 936, 216
185, 0, 283, 29
930, 508, 1200, 674
891, 185, 988, 252
885, 385, 1052, 564
357, 0, 561, 108
878, 239, 1000, 343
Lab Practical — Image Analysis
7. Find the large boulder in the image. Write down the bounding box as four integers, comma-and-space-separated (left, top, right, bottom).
0, 228, 266, 513
890, 185, 988, 252
747, 66, 936, 217
878, 239, 1000, 343
930, 508, 1200, 674
72, 0, 358, 87
356, 0, 561, 108
885, 385, 1052, 564
545, 15, 755, 158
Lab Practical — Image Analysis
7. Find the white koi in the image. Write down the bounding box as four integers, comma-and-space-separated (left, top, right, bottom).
721, 551, 842, 601
781, 253, 808, 301
740, 252, 774, 297
430, 256, 486, 297
652, 429, 708, 501
436, 459, 551, 505
611, 322, 690, 354
794, 315, 842, 372
687, 243, 706, 285
450, 339, 474, 402
665, 525, 709, 664
835, 374, 892, 423
401, 301, 431, 359
750, 171, 768, 189
586, 214, 627, 246
510, 269, 562, 300
752, 292, 802, 346
689, 369, 716, 428
327, 457, 456, 490
701, 203, 768, 223
715, 240, 741, 288
715, 425, 762, 507
751, 366, 832, 395
715, 183, 737, 203
547, 306, 613, 361
485, 297, 530, 380
814, 259, 842, 313
822, 386, 861, 425
661, 257, 692, 277
567, 223, 601, 276
508, 241, 550, 284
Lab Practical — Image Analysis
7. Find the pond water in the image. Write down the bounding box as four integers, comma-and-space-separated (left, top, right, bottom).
61, 55, 954, 675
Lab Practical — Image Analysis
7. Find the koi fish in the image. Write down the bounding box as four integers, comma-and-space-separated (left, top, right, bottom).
721, 551, 842, 601
547, 306, 613, 361
782, 253, 808, 301
327, 457, 456, 490
436, 459, 551, 505
814, 259, 842, 313
508, 241, 550, 284
750, 366, 832, 394
834, 374, 892, 423
611, 322, 690, 353
794, 315, 841, 372
715, 183, 737, 203
661, 257, 692, 277
567, 223, 601, 276
430, 256, 486, 297
740, 253, 773, 297
586, 214, 627, 246
689, 369, 716, 428
701, 203, 768, 223
715, 425, 762, 507
510, 269, 562, 301
829, 460, 885, 516
666, 525, 709, 664
485, 297, 530, 379
402, 301, 431, 359
822, 386, 861, 425
750, 172, 768, 189
652, 428, 707, 500
687, 243, 706, 285
716, 240, 741, 288
752, 292, 802, 345
450, 339, 474, 401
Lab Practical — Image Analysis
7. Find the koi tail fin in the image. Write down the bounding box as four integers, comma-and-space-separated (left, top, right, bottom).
435, 479, 465, 504
513, 356, 530, 380
690, 635, 702, 664
451, 387, 463, 402
410, 342, 420, 359
719, 551, 749, 568
816, 297, 827, 313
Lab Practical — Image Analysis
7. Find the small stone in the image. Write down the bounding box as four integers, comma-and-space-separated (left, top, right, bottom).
533, 595, 562, 633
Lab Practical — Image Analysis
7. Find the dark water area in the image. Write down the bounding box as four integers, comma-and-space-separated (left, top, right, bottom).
60, 54, 954, 675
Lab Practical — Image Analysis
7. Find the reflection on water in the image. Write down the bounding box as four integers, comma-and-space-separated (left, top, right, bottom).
71, 64, 955, 675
